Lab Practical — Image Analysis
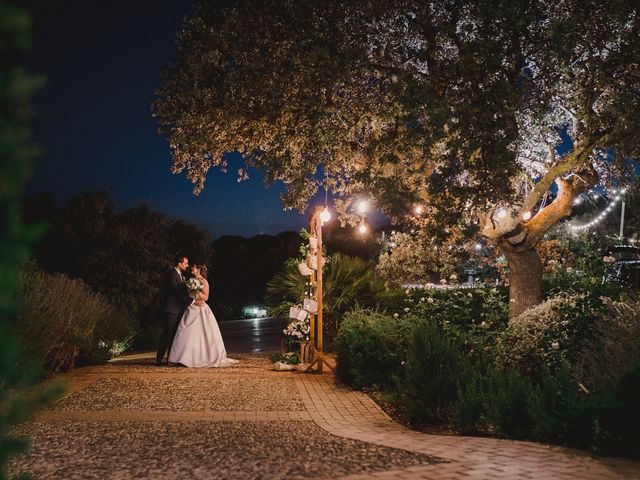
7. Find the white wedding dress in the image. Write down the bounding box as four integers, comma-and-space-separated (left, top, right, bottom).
169, 277, 238, 368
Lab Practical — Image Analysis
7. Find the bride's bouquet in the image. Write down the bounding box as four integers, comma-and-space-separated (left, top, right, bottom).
186, 277, 203, 299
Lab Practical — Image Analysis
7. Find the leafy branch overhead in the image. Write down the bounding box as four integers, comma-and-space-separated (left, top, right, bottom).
155, 0, 638, 219
155, 0, 639, 315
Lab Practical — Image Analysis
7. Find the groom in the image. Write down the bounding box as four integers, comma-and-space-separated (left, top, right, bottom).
156, 255, 192, 366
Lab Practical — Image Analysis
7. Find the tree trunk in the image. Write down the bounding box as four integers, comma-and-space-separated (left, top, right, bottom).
502, 248, 543, 318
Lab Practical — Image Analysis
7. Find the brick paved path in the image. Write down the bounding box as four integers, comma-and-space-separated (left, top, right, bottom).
296, 373, 640, 479
9, 353, 640, 479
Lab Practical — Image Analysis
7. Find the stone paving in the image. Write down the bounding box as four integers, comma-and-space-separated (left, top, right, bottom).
8, 352, 640, 479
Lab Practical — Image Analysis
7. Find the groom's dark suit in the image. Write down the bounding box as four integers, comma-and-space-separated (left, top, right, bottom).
156, 268, 192, 365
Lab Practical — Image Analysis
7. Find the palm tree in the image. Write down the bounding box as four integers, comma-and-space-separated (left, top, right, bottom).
264, 253, 383, 337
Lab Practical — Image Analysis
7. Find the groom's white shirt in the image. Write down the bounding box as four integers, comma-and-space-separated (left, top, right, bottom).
175, 267, 183, 282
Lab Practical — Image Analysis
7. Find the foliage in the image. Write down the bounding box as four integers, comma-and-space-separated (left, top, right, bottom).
451, 362, 640, 457
0, 4, 64, 476
264, 253, 384, 336
381, 286, 509, 359
573, 297, 640, 391
595, 362, 640, 458
335, 309, 416, 390
282, 315, 310, 344
335, 305, 639, 457
16, 269, 136, 372
496, 291, 607, 376
377, 232, 438, 286
155, 0, 640, 315
406, 321, 471, 423
542, 227, 612, 287
156, 0, 639, 208
270, 352, 300, 365
28, 191, 211, 346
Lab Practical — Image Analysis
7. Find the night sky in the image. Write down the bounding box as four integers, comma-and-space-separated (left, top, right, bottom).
18, 0, 327, 238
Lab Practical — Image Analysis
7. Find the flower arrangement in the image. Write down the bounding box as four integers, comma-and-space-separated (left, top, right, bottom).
283, 316, 310, 341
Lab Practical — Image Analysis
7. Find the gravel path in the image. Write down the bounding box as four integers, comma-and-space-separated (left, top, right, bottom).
55, 377, 305, 412
9, 421, 440, 479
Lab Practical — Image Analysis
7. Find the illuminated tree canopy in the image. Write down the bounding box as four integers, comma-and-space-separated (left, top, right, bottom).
155, 0, 640, 315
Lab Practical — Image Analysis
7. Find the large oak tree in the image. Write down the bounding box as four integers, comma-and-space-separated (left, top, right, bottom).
154, 0, 640, 317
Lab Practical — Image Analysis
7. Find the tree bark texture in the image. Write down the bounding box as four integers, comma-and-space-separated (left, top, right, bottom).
502, 247, 543, 318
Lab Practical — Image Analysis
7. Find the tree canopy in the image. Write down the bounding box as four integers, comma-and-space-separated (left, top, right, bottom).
155, 0, 640, 313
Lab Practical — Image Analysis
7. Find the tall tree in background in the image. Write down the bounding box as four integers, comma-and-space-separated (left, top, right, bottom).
155, 0, 640, 317
28, 191, 212, 344
0, 3, 62, 475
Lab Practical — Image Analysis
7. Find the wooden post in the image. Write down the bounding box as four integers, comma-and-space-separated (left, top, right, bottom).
306, 206, 334, 373
316, 207, 324, 373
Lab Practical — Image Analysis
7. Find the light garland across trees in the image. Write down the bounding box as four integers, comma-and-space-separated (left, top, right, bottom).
570, 188, 628, 232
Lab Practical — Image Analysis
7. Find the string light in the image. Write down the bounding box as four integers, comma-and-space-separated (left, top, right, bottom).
357, 221, 369, 235
320, 207, 331, 223
522, 211, 532, 221
474, 243, 482, 251
570, 188, 627, 232
414, 205, 424, 215
356, 200, 369, 214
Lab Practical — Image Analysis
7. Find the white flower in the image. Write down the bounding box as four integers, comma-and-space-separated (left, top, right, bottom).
404, 307, 410, 313
551, 341, 560, 349
481, 321, 486, 327
467, 293, 473, 298
393, 313, 399, 318
427, 297, 434, 303
420, 297, 425, 302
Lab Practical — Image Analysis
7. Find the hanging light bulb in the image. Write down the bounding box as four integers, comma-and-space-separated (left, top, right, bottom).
356, 200, 369, 215
320, 207, 331, 223
357, 221, 369, 235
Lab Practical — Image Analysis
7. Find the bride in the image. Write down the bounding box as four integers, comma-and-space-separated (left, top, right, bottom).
169, 264, 238, 368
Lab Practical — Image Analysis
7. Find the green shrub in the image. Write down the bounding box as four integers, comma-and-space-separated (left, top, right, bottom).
573, 297, 640, 391
0, 3, 65, 474
378, 286, 508, 359
496, 291, 606, 376
335, 309, 415, 389
265, 253, 384, 339
588, 362, 640, 459
16, 269, 135, 373
406, 320, 471, 423
449, 371, 488, 433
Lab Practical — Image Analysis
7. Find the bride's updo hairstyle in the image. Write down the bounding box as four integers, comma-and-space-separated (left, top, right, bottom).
195, 264, 208, 279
